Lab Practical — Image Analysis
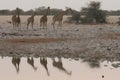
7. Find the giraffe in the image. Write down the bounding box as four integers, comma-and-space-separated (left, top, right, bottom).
27, 12, 36, 30
16, 8, 21, 30
117, 17, 120, 25
27, 57, 37, 71
40, 57, 50, 76
52, 57, 72, 75
40, 7, 50, 29
12, 12, 17, 29
52, 8, 72, 28
12, 57, 21, 73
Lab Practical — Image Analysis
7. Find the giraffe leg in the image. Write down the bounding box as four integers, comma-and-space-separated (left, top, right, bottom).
45, 22, 47, 29
58, 21, 61, 27
14, 23, 16, 30
17, 23, 20, 30
40, 22, 42, 29
16, 23, 18, 30
58, 21, 62, 27
19, 22, 21, 30
13, 22, 16, 30
52, 21, 56, 29
27, 21, 30, 30
43, 22, 45, 29
13, 22, 15, 29
31, 22, 33, 29
60, 21, 62, 29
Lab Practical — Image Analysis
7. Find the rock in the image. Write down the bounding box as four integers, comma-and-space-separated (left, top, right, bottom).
102, 75, 104, 78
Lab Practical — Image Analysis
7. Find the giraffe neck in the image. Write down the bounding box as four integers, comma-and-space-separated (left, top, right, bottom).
16, 8, 20, 17
58, 10, 68, 17
16, 11, 19, 17
13, 14, 16, 17
31, 15, 35, 18
44, 8, 49, 17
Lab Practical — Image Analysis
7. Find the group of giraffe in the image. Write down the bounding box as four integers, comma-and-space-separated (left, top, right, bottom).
11, 7, 72, 30
12, 57, 71, 75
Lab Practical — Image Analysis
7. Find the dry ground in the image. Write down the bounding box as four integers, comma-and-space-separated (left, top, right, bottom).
0, 16, 120, 62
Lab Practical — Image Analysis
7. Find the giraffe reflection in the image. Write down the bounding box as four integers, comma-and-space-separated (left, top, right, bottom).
27, 57, 37, 71
52, 57, 72, 75
40, 57, 50, 76
83, 58, 100, 68
12, 57, 21, 73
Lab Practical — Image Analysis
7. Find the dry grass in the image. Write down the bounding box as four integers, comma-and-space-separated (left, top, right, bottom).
0, 15, 69, 25
1, 15, 120, 25
99, 33, 120, 40
2, 38, 65, 43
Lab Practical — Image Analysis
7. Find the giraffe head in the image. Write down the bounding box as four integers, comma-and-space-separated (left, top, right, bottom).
16, 7, 20, 15
48, 6, 50, 10
47, 6, 50, 14
66, 8, 73, 15
16, 7, 20, 12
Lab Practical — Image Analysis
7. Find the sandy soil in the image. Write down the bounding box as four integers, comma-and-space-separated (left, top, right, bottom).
0, 16, 120, 62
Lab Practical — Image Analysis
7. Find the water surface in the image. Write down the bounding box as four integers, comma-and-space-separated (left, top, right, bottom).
0, 56, 120, 80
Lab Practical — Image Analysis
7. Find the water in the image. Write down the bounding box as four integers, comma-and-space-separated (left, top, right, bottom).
0, 56, 120, 80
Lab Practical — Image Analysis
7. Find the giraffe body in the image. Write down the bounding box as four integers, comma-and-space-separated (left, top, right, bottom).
52, 8, 72, 28
12, 14, 17, 28
11, 8, 21, 30
27, 14, 35, 30
40, 7, 50, 29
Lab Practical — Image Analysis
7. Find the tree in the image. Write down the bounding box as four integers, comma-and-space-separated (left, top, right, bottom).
66, 10, 81, 24
81, 1, 106, 23
0, 9, 10, 15
11, 8, 24, 15
24, 9, 34, 15
50, 8, 62, 15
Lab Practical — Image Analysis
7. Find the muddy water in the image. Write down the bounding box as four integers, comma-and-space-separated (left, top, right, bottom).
0, 56, 120, 80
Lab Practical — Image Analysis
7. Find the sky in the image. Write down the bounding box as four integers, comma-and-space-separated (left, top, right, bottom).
0, 0, 119, 11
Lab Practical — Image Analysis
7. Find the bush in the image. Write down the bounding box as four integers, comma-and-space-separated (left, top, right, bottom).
81, 1, 106, 24
66, 10, 81, 24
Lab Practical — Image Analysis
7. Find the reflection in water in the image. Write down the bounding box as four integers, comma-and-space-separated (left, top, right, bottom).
27, 57, 37, 71
40, 57, 50, 76
12, 57, 21, 73
1, 56, 120, 80
1, 55, 4, 59
112, 62, 120, 68
52, 57, 72, 75
83, 58, 100, 68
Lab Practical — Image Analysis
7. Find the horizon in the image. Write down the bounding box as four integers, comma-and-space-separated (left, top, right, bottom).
0, 0, 120, 11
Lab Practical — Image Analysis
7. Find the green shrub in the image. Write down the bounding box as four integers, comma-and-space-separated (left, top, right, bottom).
66, 10, 81, 24
81, 1, 106, 24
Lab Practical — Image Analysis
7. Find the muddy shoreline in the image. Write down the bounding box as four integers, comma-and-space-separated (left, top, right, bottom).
0, 23, 119, 63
